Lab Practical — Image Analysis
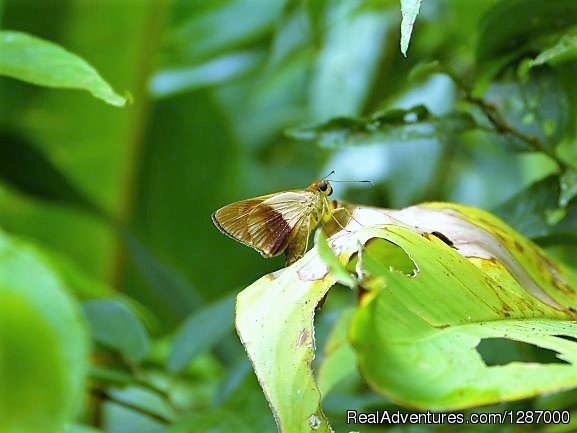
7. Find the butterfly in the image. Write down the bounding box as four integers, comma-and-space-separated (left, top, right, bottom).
212, 179, 346, 266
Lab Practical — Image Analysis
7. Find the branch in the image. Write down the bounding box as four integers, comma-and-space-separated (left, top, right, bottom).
466, 95, 569, 172
442, 66, 569, 172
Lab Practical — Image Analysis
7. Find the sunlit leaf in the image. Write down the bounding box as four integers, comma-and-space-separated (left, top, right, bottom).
286, 105, 476, 148
0, 230, 89, 433
400, 0, 422, 56
237, 200, 577, 425
83, 299, 150, 363
167, 295, 234, 374
316, 230, 355, 287
0, 31, 126, 106
236, 256, 337, 432
349, 221, 577, 408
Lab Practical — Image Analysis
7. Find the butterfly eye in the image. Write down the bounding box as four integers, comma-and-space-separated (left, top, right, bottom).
319, 181, 328, 192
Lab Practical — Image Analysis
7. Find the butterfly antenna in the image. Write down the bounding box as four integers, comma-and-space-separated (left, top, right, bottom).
330, 179, 372, 184
321, 169, 335, 180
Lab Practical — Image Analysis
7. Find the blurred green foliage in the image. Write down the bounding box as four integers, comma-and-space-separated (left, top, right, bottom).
1, 0, 577, 432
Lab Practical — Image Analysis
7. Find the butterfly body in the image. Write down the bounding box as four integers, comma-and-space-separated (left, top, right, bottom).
212, 180, 335, 265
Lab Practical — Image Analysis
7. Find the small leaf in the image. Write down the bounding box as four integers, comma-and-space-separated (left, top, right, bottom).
560, 168, 577, 208
0, 31, 126, 106
520, 31, 577, 77
484, 67, 569, 149
408, 59, 442, 82
494, 175, 577, 244
286, 105, 476, 148
167, 295, 234, 374
400, 0, 422, 56
82, 299, 150, 363
316, 231, 355, 287
0, 230, 89, 433
477, 0, 577, 65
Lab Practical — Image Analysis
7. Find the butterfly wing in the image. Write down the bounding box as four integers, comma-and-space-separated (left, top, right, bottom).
247, 191, 315, 257
212, 191, 317, 258
212, 194, 271, 250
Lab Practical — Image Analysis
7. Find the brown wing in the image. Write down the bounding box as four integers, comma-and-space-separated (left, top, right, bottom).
212, 191, 317, 258
284, 217, 311, 265
212, 195, 271, 250
247, 191, 316, 257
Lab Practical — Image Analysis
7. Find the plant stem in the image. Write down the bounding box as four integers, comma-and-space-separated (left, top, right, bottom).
466, 95, 569, 172
444, 65, 569, 172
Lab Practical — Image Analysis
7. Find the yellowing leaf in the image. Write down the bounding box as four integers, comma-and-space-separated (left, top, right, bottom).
236, 201, 577, 429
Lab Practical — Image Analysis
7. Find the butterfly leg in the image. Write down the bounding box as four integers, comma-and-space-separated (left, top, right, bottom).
328, 206, 356, 232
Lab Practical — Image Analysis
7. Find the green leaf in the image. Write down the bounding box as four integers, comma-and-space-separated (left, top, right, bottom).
484, 67, 569, 149
236, 253, 338, 432
286, 105, 476, 148
559, 168, 577, 208
237, 200, 577, 421
408, 59, 443, 82
0, 31, 126, 106
494, 175, 577, 244
477, 0, 577, 65
168, 410, 253, 433
316, 231, 355, 287
82, 299, 150, 363
0, 230, 89, 433
346, 204, 577, 409
316, 308, 356, 397
167, 295, 234, 374
520, 31, 577, 76
400, 0, 422, 56
308, 1, 388, 119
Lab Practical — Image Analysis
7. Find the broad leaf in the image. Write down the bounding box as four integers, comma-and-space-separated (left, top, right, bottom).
0, 31, 126, 106
494, 175, 577, 244
0, 230, 89, 433
483, 67, 569, 149
168, 295, 234, 374
236, 258, 341, 432
83, 299, 150, 363
399, 0, 422, 56
236, 200, 577, 429
477, 0, 577, 65
286, 105, 476, 148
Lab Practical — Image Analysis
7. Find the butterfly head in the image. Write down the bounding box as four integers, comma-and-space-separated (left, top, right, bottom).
308, 179, 333, 196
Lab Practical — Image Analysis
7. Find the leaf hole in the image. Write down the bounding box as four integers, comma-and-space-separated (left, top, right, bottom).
477, 338, 569, 366
361, 238, 418, 277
